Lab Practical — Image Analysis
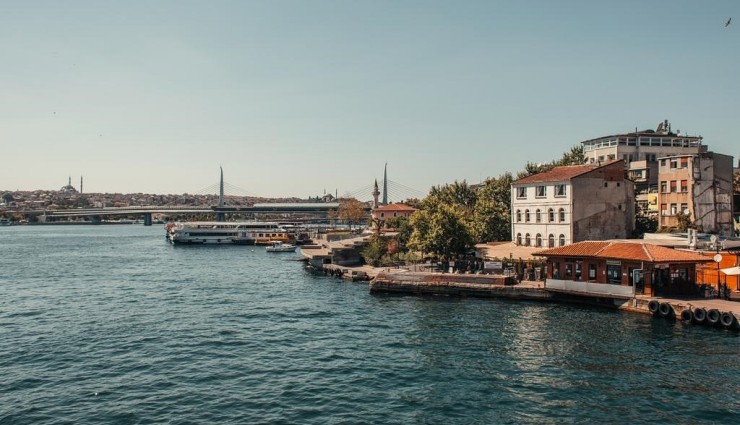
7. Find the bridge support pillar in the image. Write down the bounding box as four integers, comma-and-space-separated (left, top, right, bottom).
143, 213, 153, 226
216, 212, 225, 222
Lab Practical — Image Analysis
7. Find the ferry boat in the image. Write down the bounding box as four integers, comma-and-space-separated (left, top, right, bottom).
165, 221, 295, 245
0, 218, 12, 226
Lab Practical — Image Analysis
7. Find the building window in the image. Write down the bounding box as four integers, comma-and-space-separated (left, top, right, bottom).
555, 184, 566, 197
680, 158, 688, 168
516, 209, 521, 222
525, 209, 530, 222
381, 213, 385, 218
535, 234, 542, 247
559, 208, 565, 222
548, 208, 554, 222
589, 264, 596, 280
670, 204, 677, 215
660, 181, 667, 193
565, 263, 573, 278
516, 233, 522, 245
607, 264, 621, 284
681, 203, 689, 214
670, 181, 677, 192
575, 263, 582, 280
680, 180, 688, 192
661, 203, 667, 216
517, 187, 527, 199
525, 233, 531, 246
535, 209, 541, 223
559, 234, 566, 246
548, 234, 555, 248
670, 159, 678, 169
536, 186, 546, 197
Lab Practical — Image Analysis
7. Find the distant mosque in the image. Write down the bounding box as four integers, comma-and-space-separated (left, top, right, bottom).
60, 176, 82, 194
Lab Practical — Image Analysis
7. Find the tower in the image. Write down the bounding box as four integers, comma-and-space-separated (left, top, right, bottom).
382, 163, 388, 205
218, 166, 224, 208
80, 176, 83, 194
372, 179, 380, 208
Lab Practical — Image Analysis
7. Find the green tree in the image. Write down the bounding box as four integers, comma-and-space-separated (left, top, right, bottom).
676, 211, 692, 232
361, 236, 387, 266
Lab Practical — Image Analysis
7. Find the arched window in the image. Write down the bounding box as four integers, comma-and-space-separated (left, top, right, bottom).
516, 233, 522, 245
548, 234, 555, 248
548, 208, 554, 222
525, 209, 530, 223
516, 209, 521, 222
559, 208, 566, 222
535, 209, 541, 223
525, 233, 531, 246
535, 233, 542, 247
559, 234, 566, 246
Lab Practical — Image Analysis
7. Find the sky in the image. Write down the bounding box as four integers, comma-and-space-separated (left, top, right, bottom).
1, 0, 738, 198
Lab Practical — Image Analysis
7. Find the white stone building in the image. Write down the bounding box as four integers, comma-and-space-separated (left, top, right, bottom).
511, 160, 634, 248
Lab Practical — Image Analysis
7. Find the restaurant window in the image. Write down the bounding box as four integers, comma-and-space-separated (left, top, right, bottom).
535, 209, 541, 223
525, 233, 531, 246
548, 234, 555, 248
553, 262, 560, 278
517, 187, 527, 198
535, 233, 542, 247
565, 263, 573, 278
548, 208, 554, 222
575, 263, 582, 281
559, 234, 566, 246
588, 264, 596, 280
606, 264, 621, 284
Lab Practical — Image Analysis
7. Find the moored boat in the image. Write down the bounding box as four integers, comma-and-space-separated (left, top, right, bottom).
166, 221, 295, 245
265, 241, 297, 252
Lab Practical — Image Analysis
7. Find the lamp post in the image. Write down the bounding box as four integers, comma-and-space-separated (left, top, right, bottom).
713, 253, 722, 299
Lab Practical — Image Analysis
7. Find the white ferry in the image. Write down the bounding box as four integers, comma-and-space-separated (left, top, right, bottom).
165, 221, 295, 245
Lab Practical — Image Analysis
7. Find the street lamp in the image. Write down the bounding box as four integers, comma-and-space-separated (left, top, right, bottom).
712, 233, 722, 298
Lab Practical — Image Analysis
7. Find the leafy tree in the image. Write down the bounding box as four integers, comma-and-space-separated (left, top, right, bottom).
2, 193, 13, 204
676, 211, 692, 232
409, 204, 472, 260
337, 199, 367, 229
361, 236, 387, 266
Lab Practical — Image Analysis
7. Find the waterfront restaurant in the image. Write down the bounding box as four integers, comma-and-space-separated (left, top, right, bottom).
534, 241, 713, 298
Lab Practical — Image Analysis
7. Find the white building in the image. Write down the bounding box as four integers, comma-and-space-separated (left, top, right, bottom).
511, 160, 634, 247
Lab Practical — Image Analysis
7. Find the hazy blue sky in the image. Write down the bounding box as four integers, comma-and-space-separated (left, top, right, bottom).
1, 0, 738, 198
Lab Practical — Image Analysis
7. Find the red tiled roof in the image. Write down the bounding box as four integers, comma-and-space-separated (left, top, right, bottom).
513, 160, 621, 185
533, 240, 713, 263
373, 203, 417, 212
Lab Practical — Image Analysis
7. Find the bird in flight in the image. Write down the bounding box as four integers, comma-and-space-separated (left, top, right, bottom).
726, 17, 731, 27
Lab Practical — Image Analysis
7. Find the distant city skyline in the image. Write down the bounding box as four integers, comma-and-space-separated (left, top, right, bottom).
1, 1, 738, 197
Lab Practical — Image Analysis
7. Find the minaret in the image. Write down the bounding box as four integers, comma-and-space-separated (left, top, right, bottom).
218, 166, 224, 208
382, 163, 388, 205
68, 176, 72, 187
80, 176, 83, 194
372, 179, 380, 208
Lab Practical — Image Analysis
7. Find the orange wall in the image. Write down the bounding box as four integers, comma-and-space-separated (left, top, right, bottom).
696, 251, 739, 291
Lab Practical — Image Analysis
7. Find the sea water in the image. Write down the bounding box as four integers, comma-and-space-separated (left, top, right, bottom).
1, 225, 738, 424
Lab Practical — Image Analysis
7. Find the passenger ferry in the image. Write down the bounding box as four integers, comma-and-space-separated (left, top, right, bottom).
165, 221, 295, 245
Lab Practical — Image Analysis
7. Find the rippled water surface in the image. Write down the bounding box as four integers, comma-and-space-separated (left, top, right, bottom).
1, 225, 738, 424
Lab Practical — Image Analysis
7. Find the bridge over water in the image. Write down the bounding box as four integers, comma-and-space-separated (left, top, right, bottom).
22, 203, 346, 226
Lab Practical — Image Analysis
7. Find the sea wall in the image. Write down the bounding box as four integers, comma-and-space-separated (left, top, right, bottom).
370, 272, 554, 300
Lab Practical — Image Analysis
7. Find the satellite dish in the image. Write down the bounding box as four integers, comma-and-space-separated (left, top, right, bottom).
713, 254, 723, 263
